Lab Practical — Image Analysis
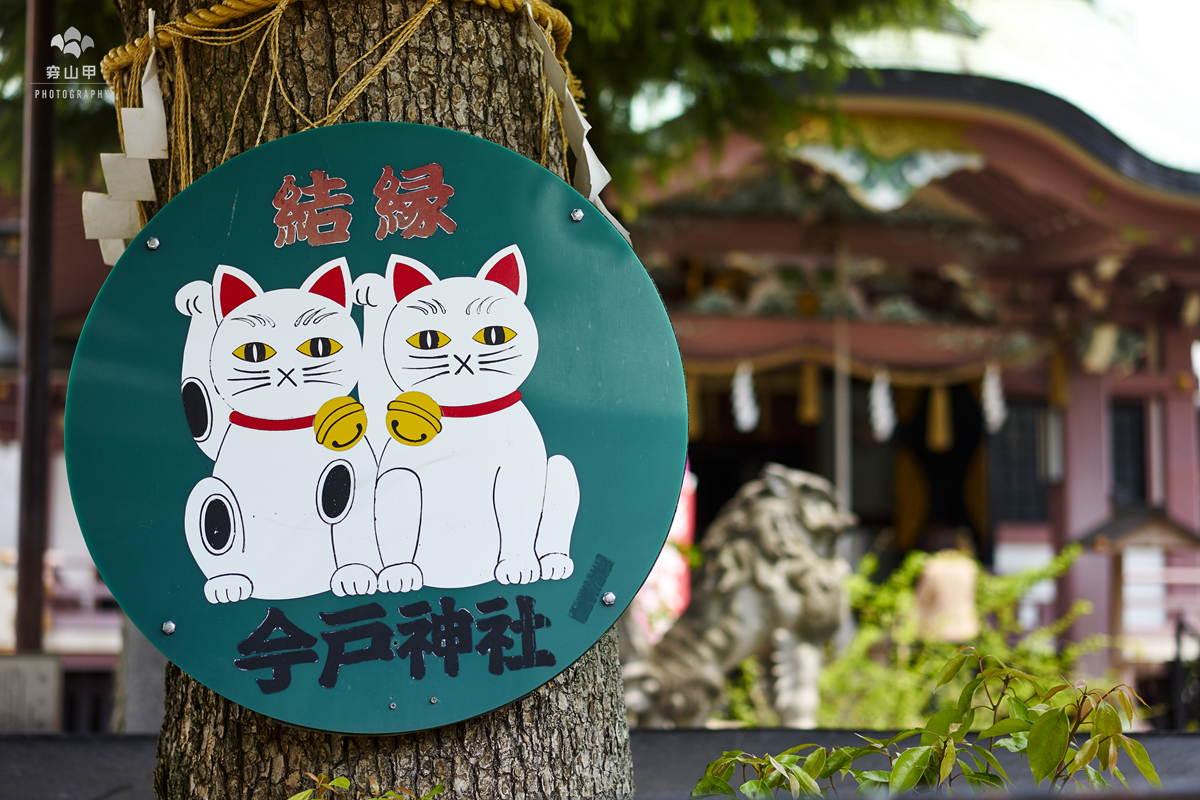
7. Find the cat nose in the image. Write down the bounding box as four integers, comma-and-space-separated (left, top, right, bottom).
277, 367, 298, 387
453, 354, 474, 376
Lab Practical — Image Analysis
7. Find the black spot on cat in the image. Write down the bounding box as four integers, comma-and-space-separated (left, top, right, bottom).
321, 464, 352, 520
182, 379, 210, 440
203, 497, 233, 553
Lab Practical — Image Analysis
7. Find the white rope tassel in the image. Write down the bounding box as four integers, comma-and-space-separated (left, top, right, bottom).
983, 361, 1008, 434
869, 368, 895, 442
731, 361, 760, 433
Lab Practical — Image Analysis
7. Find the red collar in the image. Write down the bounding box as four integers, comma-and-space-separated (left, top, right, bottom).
229, 411, 316, 431
441, 390, 522, 418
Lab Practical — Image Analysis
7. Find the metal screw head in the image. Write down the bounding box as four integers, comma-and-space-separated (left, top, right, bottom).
601, 591, 617, 606
570, 208, 584, 222
430, 697, 438, 704
146, 236, 161, 251
389, 702, 397, 710
161, 621, 176, 635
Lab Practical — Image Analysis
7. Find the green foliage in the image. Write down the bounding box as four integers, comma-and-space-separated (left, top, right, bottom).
725, 655, 782, 728
817, 544, 1106, 730
287, 772, 445, 800
693, 648, 1162, 797
556, 0, 965, 194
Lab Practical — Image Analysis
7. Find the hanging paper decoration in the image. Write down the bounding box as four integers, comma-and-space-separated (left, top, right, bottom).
982, 362, 1007, 434
869, 368, 896, 442
732, 361, 760, 433
797, 361, 822, 425
687, 374, 703, 440
926, 383, 953, 452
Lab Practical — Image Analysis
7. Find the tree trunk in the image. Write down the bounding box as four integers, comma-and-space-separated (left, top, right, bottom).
108, 2, 630, 797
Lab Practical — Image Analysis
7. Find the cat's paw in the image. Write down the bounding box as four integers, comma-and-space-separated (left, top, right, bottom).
331, 564, 378, 597
352, 273, 387, 307
175, 280, 213, 317
204, 573, 253, 604
538, 553, 574, 580
378, 562, 424, 593
495, 555, 541, 585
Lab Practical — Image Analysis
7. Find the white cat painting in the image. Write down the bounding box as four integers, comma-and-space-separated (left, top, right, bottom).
354, 245, 579, 591
176, 259, 381, 603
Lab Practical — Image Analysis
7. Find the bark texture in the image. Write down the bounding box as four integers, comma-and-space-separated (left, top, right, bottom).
154, 629, 631, 800
108, 2, 626, 798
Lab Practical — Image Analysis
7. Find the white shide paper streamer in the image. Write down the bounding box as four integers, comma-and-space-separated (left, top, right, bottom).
869, 368, 896, 442
982, 362, 1007, 435
731, 361, 760, 433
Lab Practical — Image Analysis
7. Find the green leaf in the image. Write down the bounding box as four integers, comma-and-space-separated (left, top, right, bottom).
1112, 766, 1129, 789
889, 746, 933, 794
421, 786, 445, 800
994, 732, 1028, 753
1092, 701, 1122, 739
789, 765, 822, 796
1118, 735, 1163, 789
977, 718, 1031, 739
801, 749, 826, 779
1040, 684, 1070, 704
1028, 708, 1071, 786
691, 777, 738, 798
286, 792, 313, 800
937, 654, 970, 688
952, 708, 976, 742
962, 742, 1010, 784
1085, 765, 1111, 791
1008, 696, 1030, 722
938, 742, 956, 784
852, 779, 887, 797
921, 709, 961, 746
330, 777, 351, 790
850, 770, 891, 783
1117, 689, 1135, 725
819, 748, 856, 778
739, 779, 773, 800
958, 677, 984, 716
962, 768, 1004, 791
1068, 738, 1099, 775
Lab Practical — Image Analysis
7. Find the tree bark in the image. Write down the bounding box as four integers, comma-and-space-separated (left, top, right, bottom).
108, 2, 629, 798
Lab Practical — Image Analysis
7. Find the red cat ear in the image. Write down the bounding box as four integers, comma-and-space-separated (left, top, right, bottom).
387, 255, 439, 301
213, 265, 264, 321
302, 257, 351, 308
477, 245, 526, 302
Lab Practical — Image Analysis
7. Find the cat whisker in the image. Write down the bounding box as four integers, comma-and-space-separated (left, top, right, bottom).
412, 371, 449, 385
482, 345, 515, 357
479, 367, 512, 375
402, 364, 452, 371
304, 369, 342, 377
302, 361, 334, 371
232, 383, 271, 396
302, 379, 343, 386
234, 368, 269, 374
408, 354, 449, 360
228, 375, 272, 382
478, 354, 521, 365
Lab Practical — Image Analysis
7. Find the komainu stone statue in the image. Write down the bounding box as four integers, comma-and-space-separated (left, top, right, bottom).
623, 464, 854, 728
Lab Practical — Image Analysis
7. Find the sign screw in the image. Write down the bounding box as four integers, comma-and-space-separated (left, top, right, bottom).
146, 236, 161, 250
430, 697, 438, 704
389, 702, 397, 710
570, 208, 584, 222
601, 591, 616, 606
161, 621, 176, 635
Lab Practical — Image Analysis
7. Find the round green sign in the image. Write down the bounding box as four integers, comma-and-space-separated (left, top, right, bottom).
66, 122, 686, 734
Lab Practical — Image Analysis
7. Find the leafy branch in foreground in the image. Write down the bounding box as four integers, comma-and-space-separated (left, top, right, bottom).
693, 647, 1162, 797
287, 772, 445, 800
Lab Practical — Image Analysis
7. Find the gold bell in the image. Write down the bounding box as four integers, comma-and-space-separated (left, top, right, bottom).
387, 392, 443, 446
314, 396, 368, 451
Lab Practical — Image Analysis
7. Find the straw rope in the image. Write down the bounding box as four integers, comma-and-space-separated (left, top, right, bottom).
102, 0, 574, 196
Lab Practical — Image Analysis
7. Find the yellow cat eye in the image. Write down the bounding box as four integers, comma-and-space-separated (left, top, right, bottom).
407, 330, 451, 350
297, 337, 343, 358
233, 342, 276, 362
473, 326, 517, 345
